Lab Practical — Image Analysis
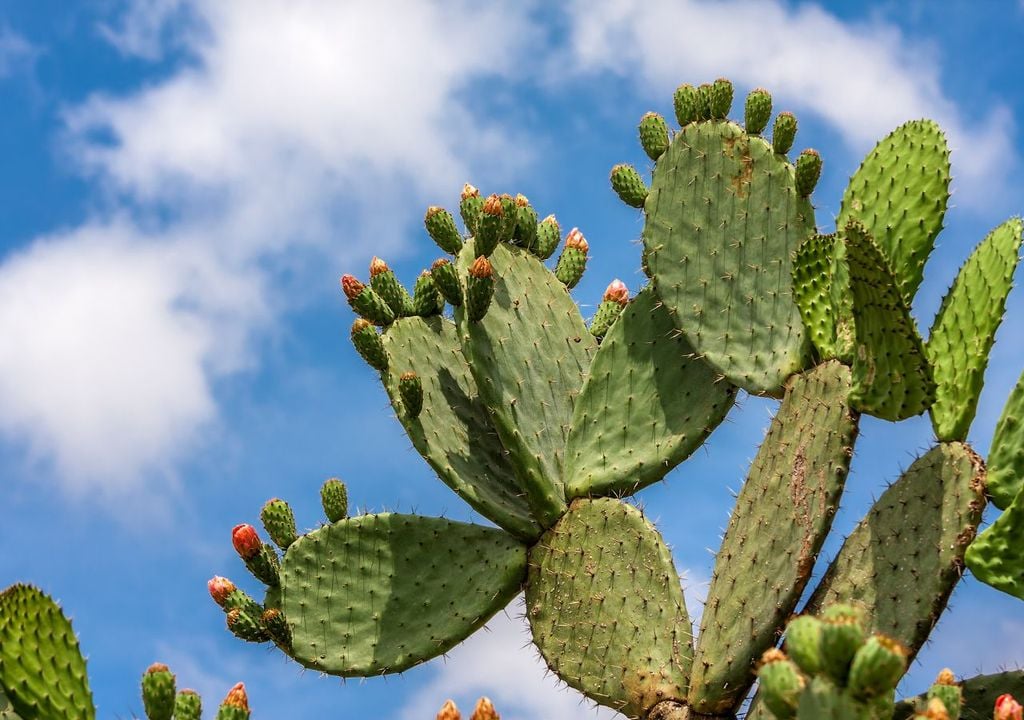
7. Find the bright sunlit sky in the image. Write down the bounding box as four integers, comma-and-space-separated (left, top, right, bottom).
1, 2, 1023, 718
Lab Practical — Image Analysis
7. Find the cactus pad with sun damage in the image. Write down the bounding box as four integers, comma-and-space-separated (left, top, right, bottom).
927, 218, 1023, 441
843, 222, 935, 421
804, 442, 986, 659
281, 514, 526, 676
837, 120, 950, 302
564, 286, 736, 499
457, 242, 596, 526
526, 498, 691, 719
688, 361, 858, 714
0, 585, 95, 720
643, 117, 815, 394
380, 316, 540, 541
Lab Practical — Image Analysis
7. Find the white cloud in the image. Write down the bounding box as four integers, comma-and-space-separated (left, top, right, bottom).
399, 597, 621, 720
560, 0, 1015, 207
0, 25, 38, 79
0, 0, 538, 495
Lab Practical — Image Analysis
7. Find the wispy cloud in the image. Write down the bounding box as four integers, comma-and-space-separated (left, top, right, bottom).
0, 25, 38, 79
0, 0, 537, 496
399, 597, 621, 720
560, 0, 1016, 208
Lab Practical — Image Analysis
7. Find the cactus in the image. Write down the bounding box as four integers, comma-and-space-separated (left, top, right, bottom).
0, 583, 251, 720
205, 77, 1024, 720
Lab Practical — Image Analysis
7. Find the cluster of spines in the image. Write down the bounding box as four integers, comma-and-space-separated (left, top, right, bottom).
209, 478, 351, 650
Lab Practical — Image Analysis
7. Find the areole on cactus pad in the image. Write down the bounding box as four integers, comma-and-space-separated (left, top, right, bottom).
202, 77, 1024, 720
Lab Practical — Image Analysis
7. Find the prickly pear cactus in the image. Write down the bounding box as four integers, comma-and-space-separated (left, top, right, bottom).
212, 76, 1024, 720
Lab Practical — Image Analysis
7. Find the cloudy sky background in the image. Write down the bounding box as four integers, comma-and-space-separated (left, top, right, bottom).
1, 1, 1022, 718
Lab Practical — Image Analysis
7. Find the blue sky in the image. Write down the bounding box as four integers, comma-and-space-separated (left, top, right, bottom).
1, 1, 1022, 718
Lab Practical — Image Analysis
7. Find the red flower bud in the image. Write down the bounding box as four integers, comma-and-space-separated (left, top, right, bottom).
222, 682, 249, 710
996, 694, 1023, 720
482, 194, 503, 216
603, 279, 629, 306
369, 257, 389, 278
208, 576, 237, 606
565, 227, 589, 252
231, 524, 262, 560
340, 274, 365, 300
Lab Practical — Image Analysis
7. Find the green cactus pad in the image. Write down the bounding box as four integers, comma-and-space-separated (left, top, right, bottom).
564, 286, 735, 498
988, 367, 1024, 510
639, 112, 671, 161
689, 361, 858, 713
843, 222, 935, 421
894, 670, 1024, 720
965, 485, 1024, 600
804, 442, 985, 660
457, 242, 596, 526
643, 117, 814, 395
610, 164, 649, 209
173, 690, 202, 720
281, 513, 525, 676
525, 498, 691, 718
837, 120, 950, 301
380, 316, 539, 540
927, 218, 1023, 441
141, 664, 176, 720
792, 234, 840, 360
0, 585, 95, 720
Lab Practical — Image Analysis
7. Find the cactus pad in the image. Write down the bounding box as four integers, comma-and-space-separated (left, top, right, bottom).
843, 221, 935, 420
792, 234, 840, 360
457, 242, 595, 526
643, 114, 814, 394
927, 218, 1023, 441
837, 120, 950, 301
804, 442, 985, 659
689, 361, 858, 713
987, 367, 1024, 510
0, 585, 95, 720
281, 513, 526, 675
381, 316, 539, 540
565, 286, 735, 498
965, 487, 1024, 600
526, 498, 691, 718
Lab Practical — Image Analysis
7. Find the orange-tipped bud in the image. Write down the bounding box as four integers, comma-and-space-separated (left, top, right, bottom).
352, 318, 373, 332
437, 699, 461, 720
470, 697, 499, 720
515, 193, 529, 207
461, 183, 479, 200
603, 279, 629, 306
146, 662, 170, 674
996, 694, 1023, 720
207, 576, 237, 606
469, 256, 493, 279
759, 648, 788, 665
432, 258, 451, 270
222, 682, 249, 710
341, 274, 365, 300
482, 194, 503, 216
935, 668, 956, 685
369, 256, 389, 278
565, 227, 588, 252
231, 524, 261, 560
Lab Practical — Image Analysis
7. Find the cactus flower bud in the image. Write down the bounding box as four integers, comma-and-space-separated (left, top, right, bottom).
795, 148, 823, 198
142, 662, 177, 720
847, 634, 908, 699
996, 694, 1023, 720
556, 229, 589, 289
208, 576, 237, 607
351, 318, 389, 372
369, 256, 389, 278
514, 193, 529, 207
926, 668, 961, 719
470, 697, 499, 720
461, 183, 479, 200
431, 258, 463, 306
216, 682, 250, 720
260, 498, 298, 550
603, 279, 629, 306
460, 183, 485, 235
341, 273, 396, 325
466, 256, 495, 322
482, 194, 503, 216
674, 83, 699, 126
475, 194, 505, 256
340, 274, 364, 301
174, 689, 202, 720
411, 270, 444, 317
437, 699, 461, 720
745, 87, 773, 135
773, 111, 798, 155
533, 214, 561, 259
709, 77, 734, 119
231, 524, 262, 560
425, 206, 464, 254
565, 227, 588, 252
321, 477, 349, 522
638, 111, 670, 161
756, 648, 804, 720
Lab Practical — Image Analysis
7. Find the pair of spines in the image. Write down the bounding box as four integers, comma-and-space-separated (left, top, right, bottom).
141, 663, 249, 720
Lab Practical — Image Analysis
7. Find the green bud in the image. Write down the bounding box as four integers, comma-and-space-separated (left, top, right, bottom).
321, 478, 348, 522
424, 206, 463, 255
399, 371, 423, 418
610, 164, 648, 209
745, 88, 772, 135
673, 83, 699, 126
795, 148, 823, 197
141, 663, 176, 720
260, 498, 297, 550
639, 112, 670, 161
773, 111, 798, 155
709, 77, 733, 119
351, 318, 389, 372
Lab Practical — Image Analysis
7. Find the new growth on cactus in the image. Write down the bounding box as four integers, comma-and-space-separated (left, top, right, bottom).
208, 76, 1024, 719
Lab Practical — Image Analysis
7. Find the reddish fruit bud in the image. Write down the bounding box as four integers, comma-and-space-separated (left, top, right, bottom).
470, 697, 499, 720
437, 699, 461, 720
565, 227, 589, 252
603, 279, 629, 306
461, 183, 479, 200
146, 662, 170, 674
515, 193, 529, 207
208, 576, 237, 606
222, 682, 249, 710
468, 256, 493, 279
996, 694, 1023, 720
352, 318, 373, 332
369, 257, 389, 278
340, 274, 365, 300
482, 194, 503, 216
431, 258, 451, 270
935, 668, 956, 685
231, 524, 261, 560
